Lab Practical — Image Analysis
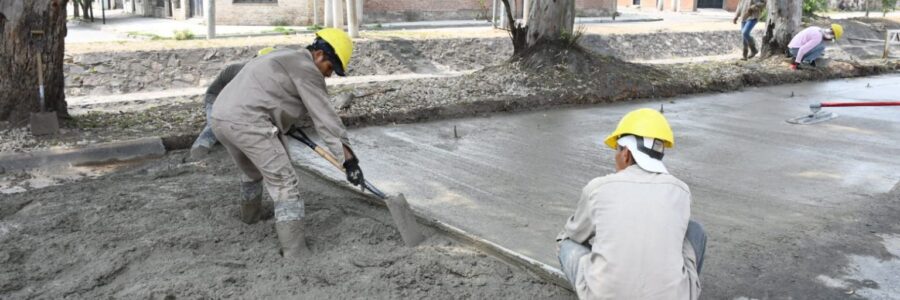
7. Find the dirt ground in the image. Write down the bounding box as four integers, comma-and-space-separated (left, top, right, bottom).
0, 150, 572, 299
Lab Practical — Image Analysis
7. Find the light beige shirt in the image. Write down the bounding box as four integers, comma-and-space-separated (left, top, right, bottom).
212, 49, 349, 161
557, 165, 700, 300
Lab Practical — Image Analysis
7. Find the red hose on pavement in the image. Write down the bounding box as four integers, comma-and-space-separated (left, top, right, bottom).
820, 101, 900, 107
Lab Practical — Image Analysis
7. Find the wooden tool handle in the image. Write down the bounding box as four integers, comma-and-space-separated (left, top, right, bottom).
314, 146, 344, 170
36, 55, 44, 86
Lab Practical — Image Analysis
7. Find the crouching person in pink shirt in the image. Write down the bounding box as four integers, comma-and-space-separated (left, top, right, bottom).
556, 108, 706, 300
787, 24, 844, 70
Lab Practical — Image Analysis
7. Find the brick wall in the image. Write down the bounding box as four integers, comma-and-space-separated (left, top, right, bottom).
724, 0, 739, 12
364, 0, 488, 22
212, 0, 617, 25
364, 0, 615, 23
576, 0, 617, 16
619, 0, 696, 11
215, 0, 313, 25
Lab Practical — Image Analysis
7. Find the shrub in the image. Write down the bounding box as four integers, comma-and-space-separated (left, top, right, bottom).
173, 29, 194, 40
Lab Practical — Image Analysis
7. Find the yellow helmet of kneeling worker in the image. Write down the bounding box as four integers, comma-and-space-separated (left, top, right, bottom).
604, 108, 674, 150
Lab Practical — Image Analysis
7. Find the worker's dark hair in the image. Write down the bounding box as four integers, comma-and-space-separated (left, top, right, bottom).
307, 37, 344, 74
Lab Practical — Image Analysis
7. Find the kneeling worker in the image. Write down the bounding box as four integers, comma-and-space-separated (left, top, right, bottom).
557, 108, 707, 299
210, 29, 365, 259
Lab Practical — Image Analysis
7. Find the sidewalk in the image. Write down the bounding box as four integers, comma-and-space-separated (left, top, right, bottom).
65, 8, 666, 43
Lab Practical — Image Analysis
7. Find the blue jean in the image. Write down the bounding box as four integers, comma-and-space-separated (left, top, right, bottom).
557, 220, 707, 287
741, 19, 758, 44
789, 43, 826, 64
191, 94, 219, 150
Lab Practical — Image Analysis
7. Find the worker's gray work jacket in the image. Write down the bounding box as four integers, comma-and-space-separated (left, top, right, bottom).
211, 49, 349, 161
557, 165, 700, 300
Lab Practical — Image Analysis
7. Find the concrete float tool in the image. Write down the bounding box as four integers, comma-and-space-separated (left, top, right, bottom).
786, 101, 900, 125
287, 128, 427, 247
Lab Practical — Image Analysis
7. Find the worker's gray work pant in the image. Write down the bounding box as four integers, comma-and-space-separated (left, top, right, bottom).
191, 94, 219, 151
557, 220, 707, 287
210, 118, 304, 222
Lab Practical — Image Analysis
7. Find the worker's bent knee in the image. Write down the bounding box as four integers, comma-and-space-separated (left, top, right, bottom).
558, 239, 591, 285
274, 199, 305, 222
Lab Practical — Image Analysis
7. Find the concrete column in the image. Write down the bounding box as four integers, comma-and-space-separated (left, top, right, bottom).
346, 0, 358, 37
356, 0, 363, 25
205, 0, 215, 38
522, 0, 530, 25
164, 0, 172, 17
500, 2, 506, 28
324, 0, 333, 27
313, 0, 318, 25
332, 0, 344, 29
492, 0, 497, 28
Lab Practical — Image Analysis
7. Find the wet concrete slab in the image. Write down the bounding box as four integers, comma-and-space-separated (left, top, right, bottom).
288, 74, 900, 297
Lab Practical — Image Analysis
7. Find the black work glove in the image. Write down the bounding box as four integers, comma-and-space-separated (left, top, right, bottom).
343, 157, 364, 188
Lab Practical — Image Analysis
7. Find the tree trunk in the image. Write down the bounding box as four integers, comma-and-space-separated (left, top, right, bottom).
865, 0, 870, 17
525, 0, 575, 47
501, 0, 527, 54
761, 0, 801, 57
73, 0, 80, 18
0, 0, 69, 126
79, 0, 90, 20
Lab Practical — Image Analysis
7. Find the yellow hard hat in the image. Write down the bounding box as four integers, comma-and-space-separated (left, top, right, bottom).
831, 23, 843, 40
256, 46, 276, 57
315, 28, 353, 76
603, 108, 674, 150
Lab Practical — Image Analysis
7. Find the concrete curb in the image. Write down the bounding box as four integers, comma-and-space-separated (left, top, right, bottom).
291, 162, 574, 291
0, 137, 166, 172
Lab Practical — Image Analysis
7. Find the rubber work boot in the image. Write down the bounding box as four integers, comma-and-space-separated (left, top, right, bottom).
239, 181, 263, 224
747, 38, 759, 59
741, 41, 749, 60
275, 220, 312, 259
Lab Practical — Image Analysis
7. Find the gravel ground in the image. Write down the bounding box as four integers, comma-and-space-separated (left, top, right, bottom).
0, 150, 573, 299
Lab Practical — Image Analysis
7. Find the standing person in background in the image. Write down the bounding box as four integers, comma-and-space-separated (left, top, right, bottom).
734, 0, 766, 60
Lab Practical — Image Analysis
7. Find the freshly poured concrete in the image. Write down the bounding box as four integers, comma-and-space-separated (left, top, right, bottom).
289, 74, 900, 298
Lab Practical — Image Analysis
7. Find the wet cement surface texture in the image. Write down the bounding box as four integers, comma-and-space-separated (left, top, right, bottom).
290, 74, 900, 298
0, 151, 571, 299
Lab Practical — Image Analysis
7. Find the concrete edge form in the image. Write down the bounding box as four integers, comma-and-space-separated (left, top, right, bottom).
0, 137, 166, 172
291, 162, 574, 291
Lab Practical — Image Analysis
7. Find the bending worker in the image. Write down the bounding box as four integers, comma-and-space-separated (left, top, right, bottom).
210, 29, 365, 259
190, 47, 275, 159
787, 24, 843, 70
556, 108, 707, 299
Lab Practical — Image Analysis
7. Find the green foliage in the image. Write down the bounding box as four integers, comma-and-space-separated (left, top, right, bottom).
126, 31, 165, 40
884, 0, 898, 15
560, 25, 586, 47
173, 29, 194, 40
270, 26, 295, 35
802, 0, 828, 16
307, 24, 324, 31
